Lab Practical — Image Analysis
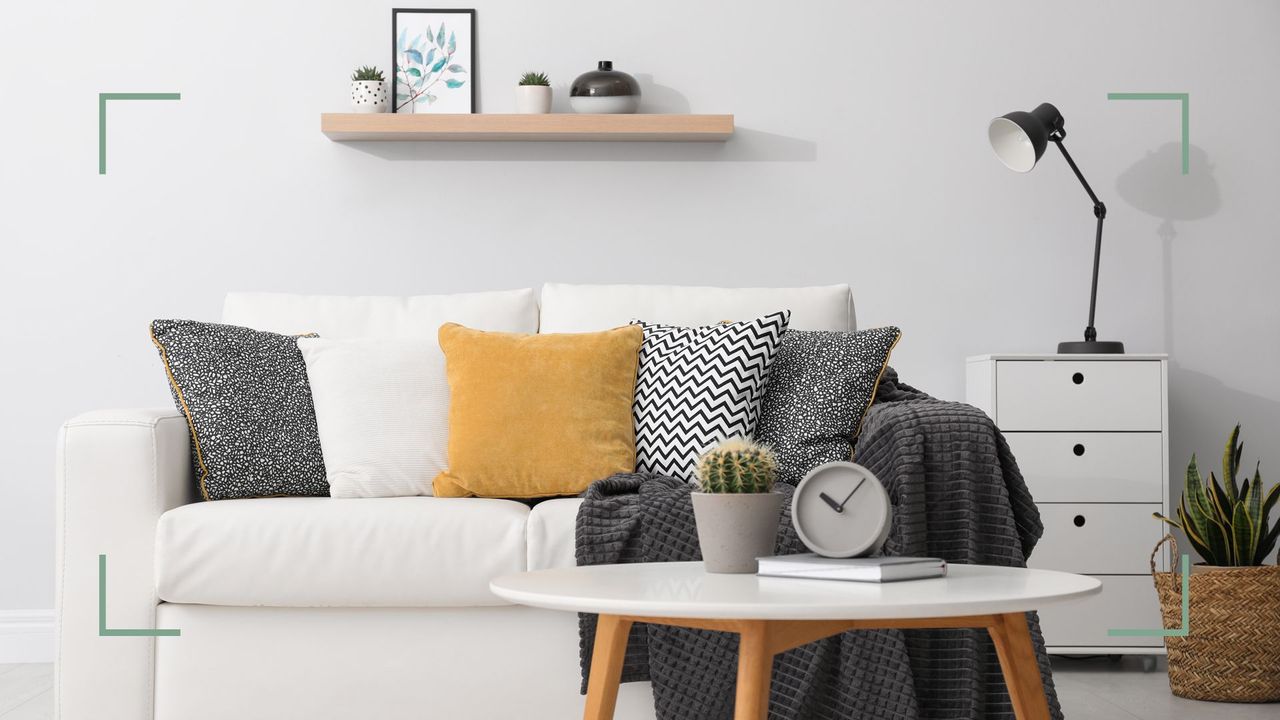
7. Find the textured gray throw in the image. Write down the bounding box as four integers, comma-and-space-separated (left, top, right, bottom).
575, 368, 1063, 720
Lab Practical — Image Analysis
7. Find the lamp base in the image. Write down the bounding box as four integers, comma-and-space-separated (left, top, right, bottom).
1057, 340, 1125, 354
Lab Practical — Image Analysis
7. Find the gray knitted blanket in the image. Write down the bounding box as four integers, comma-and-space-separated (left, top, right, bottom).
575, 368, 1062, 720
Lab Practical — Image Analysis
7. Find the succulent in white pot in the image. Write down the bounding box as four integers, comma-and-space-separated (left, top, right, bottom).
691, 438, 783, 573
350, 66, 388, 113
516, 72, 552, 114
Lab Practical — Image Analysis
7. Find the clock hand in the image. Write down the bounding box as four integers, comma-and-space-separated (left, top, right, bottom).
818, 491, 843, 513
836, 478, 867, 512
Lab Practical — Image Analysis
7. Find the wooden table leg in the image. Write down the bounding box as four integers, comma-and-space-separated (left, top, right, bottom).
583, 614, 634, 720
734, 621, 772, 720
987, 612, 1052, 720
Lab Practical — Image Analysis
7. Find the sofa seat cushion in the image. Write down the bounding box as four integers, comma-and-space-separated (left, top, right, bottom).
527, 498, 582, 571
156, 497, 529, 607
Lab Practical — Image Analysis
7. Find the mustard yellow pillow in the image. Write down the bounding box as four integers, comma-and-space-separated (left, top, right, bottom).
433, 323, 643, 498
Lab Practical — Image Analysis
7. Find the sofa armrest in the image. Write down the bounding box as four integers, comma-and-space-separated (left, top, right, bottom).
55, 408, 196, 720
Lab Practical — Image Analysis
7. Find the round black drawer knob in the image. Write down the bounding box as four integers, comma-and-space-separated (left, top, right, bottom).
1072, 372, 1085, 385
1073, 515, 1087, 527
1073, 443, 1086, 456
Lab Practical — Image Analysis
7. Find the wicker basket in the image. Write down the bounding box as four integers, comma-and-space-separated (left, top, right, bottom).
1151, 535, 1280, 702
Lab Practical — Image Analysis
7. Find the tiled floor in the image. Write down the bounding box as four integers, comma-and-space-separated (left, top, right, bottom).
0, 665, 51, 720
3, 657, 1276, 718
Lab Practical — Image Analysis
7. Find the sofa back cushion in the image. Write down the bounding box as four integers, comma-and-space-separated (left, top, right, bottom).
222, 289, 539, 338
538, 283, 854, 333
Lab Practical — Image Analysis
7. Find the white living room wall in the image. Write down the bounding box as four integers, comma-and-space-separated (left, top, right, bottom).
1, 0, 1278, 625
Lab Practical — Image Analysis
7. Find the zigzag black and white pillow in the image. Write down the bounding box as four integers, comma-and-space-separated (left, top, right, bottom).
631, 311, 790, 481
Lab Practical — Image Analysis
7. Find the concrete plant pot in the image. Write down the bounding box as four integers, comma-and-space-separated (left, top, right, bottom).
691, 491, 783, 573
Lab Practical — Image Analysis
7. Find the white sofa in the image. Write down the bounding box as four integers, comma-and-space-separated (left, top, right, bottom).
55, 283, 857, 720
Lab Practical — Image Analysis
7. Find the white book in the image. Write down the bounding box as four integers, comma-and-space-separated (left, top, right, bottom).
756, 554, 947, 583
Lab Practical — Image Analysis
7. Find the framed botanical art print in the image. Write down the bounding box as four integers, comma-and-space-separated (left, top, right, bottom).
392, 8, 476, 113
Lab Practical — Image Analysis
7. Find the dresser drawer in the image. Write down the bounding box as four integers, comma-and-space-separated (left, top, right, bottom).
1038, 575, 1162, 648
1028, 504, 1163, 574
995, 360, 1163, 431
1005, 432, 1164, 503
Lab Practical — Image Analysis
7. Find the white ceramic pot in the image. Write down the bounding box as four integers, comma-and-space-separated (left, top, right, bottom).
516, 85, 552, 114
691, 491, 783, 574
351, 80, 388, 113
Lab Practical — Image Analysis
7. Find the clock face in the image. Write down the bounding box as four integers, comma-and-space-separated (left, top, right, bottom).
792, 462, 891, 558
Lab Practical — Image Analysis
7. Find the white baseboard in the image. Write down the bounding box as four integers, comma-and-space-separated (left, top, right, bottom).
0, 609, 55, 664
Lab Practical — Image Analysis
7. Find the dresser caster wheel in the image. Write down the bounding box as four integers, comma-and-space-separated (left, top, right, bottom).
1141, 655, 1158, 673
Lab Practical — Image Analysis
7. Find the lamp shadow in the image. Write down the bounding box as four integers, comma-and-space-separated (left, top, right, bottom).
335, 126, 815, 163
1121, 142, 1280, 559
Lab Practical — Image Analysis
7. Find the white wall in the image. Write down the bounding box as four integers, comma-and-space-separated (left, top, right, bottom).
2, 0, 1278, 612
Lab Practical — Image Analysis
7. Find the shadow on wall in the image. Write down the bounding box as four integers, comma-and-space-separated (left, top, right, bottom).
1119, 142, 1280, 559
336, 127, 816, 163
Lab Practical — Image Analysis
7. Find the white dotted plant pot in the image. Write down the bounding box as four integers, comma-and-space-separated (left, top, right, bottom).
515, 85, 553, 114
351, 80, 388, 113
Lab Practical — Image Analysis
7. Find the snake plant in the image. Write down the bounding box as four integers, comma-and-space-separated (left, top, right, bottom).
1155, 425, 1280, 565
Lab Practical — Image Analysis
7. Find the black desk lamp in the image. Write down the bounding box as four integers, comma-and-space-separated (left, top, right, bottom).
988, 102, 1125, 354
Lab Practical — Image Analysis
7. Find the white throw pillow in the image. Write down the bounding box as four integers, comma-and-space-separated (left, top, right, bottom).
297, 338, 447, 497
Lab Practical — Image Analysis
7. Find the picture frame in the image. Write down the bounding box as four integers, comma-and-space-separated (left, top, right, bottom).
391, 8, 476, 114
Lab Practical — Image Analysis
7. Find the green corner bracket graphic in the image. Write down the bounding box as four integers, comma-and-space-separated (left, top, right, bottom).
98, 92, 181, 175
98, 554, 181, 637
1107, 92, 1189, 175
1107, 553, 1190, 638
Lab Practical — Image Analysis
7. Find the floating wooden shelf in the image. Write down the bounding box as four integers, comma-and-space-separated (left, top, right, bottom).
320, 113, 734, 142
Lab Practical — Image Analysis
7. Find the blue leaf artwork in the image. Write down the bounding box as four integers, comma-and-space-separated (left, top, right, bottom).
394, 15, 471, 113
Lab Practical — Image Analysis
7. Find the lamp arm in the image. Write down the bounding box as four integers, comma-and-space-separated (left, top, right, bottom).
1051, 138, 1105, 213
1051, 137, 1106, 342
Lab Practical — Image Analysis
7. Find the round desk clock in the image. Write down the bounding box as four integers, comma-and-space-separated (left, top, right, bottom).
792, 462, 891, 558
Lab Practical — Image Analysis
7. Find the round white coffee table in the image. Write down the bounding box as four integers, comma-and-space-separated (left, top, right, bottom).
492, 561, 1099, 720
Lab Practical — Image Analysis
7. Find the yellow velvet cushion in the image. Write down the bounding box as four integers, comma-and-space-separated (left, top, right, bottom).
433, 322, 643, 498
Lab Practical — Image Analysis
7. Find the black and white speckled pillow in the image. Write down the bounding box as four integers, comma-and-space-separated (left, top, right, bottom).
150, 320, 329, 500
754, 326, 901, 485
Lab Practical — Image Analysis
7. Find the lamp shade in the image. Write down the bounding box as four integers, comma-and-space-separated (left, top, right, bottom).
988, 102, 1063, 173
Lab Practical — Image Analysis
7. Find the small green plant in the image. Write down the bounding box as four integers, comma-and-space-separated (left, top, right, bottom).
696, 438, 778, 494
1155, 425, 1280, 566
518, 71, 550, 87
351, 66, 385, 82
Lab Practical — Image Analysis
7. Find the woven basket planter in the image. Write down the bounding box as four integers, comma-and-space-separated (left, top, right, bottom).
1151, 535, 1280, 702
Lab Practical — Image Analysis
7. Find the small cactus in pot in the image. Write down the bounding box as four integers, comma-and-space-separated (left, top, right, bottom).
350, 65, 388, 114
697, 438, 778, 494
691, 438, 784, 573
515, 71, 553, 114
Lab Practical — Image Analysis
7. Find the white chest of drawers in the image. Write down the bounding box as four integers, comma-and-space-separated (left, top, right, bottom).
966, 353, 1170, 654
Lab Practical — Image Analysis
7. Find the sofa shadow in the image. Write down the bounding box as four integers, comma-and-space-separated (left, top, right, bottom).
335, 126, 816, 163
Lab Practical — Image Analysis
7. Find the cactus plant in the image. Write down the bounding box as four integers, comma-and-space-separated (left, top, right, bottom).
696, 438, 778, 494
518, 71, 550, 86
351, 66, 385, 82
1155, 425, 1280, 565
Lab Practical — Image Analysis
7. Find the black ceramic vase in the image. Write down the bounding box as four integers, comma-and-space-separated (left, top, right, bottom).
569, 61, 640, 114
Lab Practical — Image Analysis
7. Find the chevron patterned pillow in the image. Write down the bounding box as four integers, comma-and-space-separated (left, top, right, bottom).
631, 310, 790, 482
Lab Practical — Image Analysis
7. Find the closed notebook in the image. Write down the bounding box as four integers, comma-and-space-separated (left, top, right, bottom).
757, 554, 947, 583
